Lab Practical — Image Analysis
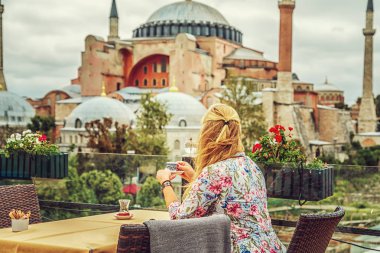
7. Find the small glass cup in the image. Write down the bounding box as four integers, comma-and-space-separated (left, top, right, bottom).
119, 199, 130, 212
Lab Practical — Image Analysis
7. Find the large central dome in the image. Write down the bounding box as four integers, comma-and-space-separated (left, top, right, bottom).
147, 1, 229, 26
133, 0, 242, 44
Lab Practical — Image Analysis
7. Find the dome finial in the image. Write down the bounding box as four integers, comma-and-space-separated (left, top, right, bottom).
101, 81, 107, 96
169, 76, 179, 92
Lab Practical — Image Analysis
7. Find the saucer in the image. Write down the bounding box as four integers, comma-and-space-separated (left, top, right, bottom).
114, 213, 134, 220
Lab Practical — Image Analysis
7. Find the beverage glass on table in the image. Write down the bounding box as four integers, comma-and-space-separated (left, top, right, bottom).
118, 199, 130, 212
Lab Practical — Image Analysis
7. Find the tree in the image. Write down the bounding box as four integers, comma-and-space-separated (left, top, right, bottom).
27, 116, 55, 140
136, 176, 165, 208
83, 118, 128, 153
220, 77, 267, 149
80, 169, 125, 205
136, 93, 172, 136
126, 93, 172, 156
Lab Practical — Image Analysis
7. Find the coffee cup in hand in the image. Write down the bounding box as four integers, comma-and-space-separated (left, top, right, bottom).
166, 162, 184, 174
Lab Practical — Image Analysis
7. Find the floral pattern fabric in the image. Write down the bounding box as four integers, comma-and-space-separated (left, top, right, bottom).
168, 154, 286, 253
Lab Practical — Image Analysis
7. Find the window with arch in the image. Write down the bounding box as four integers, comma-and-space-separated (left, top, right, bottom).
161, 58, 167, 73
174, 140, 180, 150
153, 79, 157, 86
144, 79, 148, 86
153, 63, 158, 73
179, 119, 187, 127
117, 82, 121, 90
296, 86, 302, 91
135, 80, 139, 86
162, 79, 166, 86
143, 66, 148, 74
75, 119, 82, 128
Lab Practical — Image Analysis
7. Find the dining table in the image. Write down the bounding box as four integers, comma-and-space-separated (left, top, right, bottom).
0, 209, 170, 253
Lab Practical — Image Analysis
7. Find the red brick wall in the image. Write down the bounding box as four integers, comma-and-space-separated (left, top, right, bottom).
128, 55, 170, 88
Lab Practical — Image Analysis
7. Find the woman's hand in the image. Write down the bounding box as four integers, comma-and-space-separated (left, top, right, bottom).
156, 169, 172, 184
177, 161, 195, 182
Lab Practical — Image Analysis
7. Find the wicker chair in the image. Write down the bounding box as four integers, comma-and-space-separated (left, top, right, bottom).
0, 184, 42, 228
117, 224, 151, 253
117, 207, 345, 253
287, 206, 345, 253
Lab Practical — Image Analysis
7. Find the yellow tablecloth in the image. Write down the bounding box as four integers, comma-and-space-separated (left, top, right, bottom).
0, 210, 170, 253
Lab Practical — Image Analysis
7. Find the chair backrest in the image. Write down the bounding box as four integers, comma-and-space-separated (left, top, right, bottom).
117, 224, 150, 253
0, 184, 42, 228
287, 206, 345, 253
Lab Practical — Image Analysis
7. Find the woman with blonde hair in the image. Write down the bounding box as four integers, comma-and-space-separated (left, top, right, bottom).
156, 103, 285, 253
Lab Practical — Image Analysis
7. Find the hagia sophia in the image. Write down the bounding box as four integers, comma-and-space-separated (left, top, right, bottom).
0, 0, 379, 159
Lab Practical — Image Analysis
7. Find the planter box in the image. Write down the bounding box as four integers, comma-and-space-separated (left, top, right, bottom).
0, 153, 68, 179
260, 163, 334, 201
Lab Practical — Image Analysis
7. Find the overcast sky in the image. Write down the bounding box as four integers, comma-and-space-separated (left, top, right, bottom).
3, 0, 380, 105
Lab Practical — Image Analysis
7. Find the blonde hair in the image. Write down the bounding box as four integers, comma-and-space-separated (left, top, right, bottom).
184, 103, 244, 196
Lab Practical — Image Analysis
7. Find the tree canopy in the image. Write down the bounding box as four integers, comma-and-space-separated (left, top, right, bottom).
220, 77, 267, 149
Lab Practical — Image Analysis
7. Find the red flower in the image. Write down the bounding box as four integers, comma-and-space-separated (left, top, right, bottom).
288, 127, 294, 131
252, 143, 262, 153
269, 127, 278, 134
274, 134, 282, 143
275, 125, 285, 131
38, 134, 47, 142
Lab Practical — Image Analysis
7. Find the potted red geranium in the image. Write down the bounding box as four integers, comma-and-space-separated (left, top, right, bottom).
250, 125, 333, 201
0, 130, 68, 179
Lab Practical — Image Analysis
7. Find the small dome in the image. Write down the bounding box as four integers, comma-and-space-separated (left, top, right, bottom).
64, 97, 135, 129
155, 92, 206, 127
147, 1, 229, 25
0, 91, 35, 126
315, 79, 343, 92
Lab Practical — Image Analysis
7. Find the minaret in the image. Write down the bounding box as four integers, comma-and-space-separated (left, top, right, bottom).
0, 0, 7, 91
108, 0, 119, 41
358, 0, 377, 133
276, 0, 295, 104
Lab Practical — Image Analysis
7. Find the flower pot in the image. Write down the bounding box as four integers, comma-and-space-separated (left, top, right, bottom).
0, 153, 68, 179
259, 163, 334, 201
11, 219, 29, 232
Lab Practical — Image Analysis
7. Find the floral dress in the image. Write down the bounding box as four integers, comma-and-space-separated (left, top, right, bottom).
168, 153, 286, 253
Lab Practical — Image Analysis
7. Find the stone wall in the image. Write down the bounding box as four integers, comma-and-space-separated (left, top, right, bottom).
318, 106, 353, 143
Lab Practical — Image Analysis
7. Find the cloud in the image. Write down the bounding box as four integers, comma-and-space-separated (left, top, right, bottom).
2, 0, 380, 105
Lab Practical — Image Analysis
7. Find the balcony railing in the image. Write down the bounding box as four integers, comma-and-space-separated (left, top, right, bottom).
1, 152, 380, 252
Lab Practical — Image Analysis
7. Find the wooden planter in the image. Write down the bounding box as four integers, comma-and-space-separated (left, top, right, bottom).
0, 153, 68, 180
260, 163, 334, 201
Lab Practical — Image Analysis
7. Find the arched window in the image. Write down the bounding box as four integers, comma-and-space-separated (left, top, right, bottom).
75, 119, 82, 128
162, 79, 166, 86
153, 79, 157, 86
174, 140, 180, 150
296, 86, 302, 91
117, 82, 121, 90
153, 63, 158, 73
135, 80, 139, 86
144, 79, 148, 86
143, 66, 148, 74
179, 119, 187, 127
